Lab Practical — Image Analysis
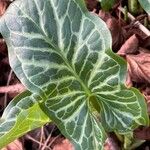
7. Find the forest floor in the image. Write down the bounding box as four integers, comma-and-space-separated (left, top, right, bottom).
1, 0, 150, 149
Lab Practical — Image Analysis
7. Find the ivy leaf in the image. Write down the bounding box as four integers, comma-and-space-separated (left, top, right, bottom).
138, 0, 150, 14
0, 91, 50, 149
0, 0, 148, 149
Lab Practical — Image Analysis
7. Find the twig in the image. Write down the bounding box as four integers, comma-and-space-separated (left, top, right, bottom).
26, 135, 52, 150
41, 125, 55, 150
48, 134, 61, 147
0, 83, 25, 94
118, 6, 150, 36
4, 69, 13, 108
41, 134, 52, 150
38, 127, 45, 150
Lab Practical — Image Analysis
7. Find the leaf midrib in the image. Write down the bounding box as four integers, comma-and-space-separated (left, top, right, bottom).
45, 36, 92, 97
13, 1, 92, 97
47, 0, 93, 96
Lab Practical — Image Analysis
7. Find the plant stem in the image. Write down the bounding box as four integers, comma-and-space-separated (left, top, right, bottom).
128, 0, 139, 15
118, 6, 150, 36
124, 6, 128, 22
0, 84, 25, 94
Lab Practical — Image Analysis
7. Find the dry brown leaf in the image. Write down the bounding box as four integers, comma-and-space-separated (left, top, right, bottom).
85, 0, 97, 11
53, 139, 74, 150
134, 126, 150, 140
98, 11, 124, 51
127, 52, 150, 83
125, 72, 133, 88
140, 36, 150, 49
2, 140, 23, 150
118, 34, 139, 56
104, 138, 116, 150
141, 86, 150, 115
104, 136, 120, 150
0, 39, 7, 55
0, 1, 10, 16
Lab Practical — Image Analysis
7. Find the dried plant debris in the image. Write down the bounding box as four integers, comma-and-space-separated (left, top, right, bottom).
127, 51, 150, 84
1, 140, 23, 150
0, 39, 7, 55
118, 34, 139, 56
85, 0, 98, 11
0, 1, 11, 16
99, 10, 124, 51
53, 139, 74, 150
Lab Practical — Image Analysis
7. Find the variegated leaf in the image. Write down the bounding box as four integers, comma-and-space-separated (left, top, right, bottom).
0, 91, 50, 149
138, 0, 150, 14
0, 0, 148, 149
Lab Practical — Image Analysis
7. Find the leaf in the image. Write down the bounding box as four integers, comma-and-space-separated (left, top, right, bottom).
53, 139, 74, 150
0, 91, 50, 149
0, 1, 10, 16
138, 0, 150, 14
99, 0, 117, 11
127, 51, 150, 83
2, 140, 23, 150
99, 87, 149, 133
0, 0, 148, 149
117, 34, 139, 56
98, 10, 124, 50
85, 0, 97, 11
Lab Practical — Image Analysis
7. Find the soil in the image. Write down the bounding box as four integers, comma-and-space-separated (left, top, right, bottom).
1, 0, 150, 149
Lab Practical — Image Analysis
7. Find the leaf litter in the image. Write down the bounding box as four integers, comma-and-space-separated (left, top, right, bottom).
0, 0, 150, 149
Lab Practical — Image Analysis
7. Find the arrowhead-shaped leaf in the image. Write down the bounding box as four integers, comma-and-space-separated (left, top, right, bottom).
0, 0, 149, 149
0, 91, 50, 149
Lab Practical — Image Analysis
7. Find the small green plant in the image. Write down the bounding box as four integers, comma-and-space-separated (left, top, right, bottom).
0, 0, 149, 149
128, 0, 143, 15
98, 0, 150, 15
98, 0, 117, 11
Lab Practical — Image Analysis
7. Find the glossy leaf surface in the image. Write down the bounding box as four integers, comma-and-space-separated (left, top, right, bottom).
0, 0, 148, 149
0, 91, 50, 149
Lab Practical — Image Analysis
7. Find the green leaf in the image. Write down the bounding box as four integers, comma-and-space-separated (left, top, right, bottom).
99, 88, 148, 133
99, 0, 116, 11
138, 0, 150, 14
0, 0, 148, 149
0, 91, 50, 149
